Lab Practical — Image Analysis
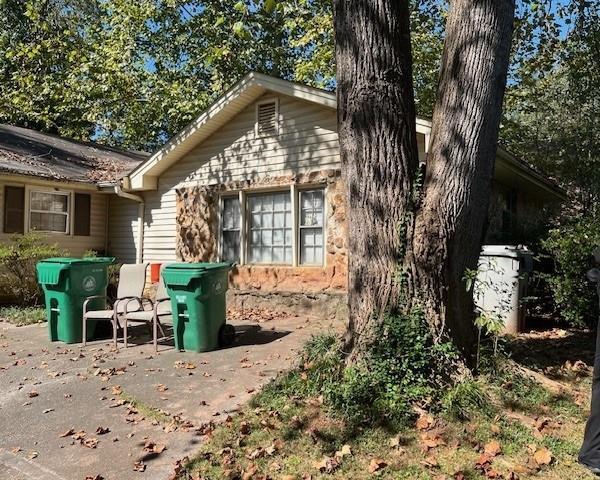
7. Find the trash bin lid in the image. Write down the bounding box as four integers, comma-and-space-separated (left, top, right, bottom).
164, 262, 232, 271
37, 257, 115, 285
39, 257, 115, 265
480, 245, 522, 259
162, 262, 232, 287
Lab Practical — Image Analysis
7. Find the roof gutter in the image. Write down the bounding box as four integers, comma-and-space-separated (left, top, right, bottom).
113, 183, 145, 264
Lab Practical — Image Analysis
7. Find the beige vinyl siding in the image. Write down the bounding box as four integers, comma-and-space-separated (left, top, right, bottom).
134, 94, 342, 263
0, 176, 107, 256
141, 186, 177, 262
121, 94, 430, 264
107, 196, 139, 263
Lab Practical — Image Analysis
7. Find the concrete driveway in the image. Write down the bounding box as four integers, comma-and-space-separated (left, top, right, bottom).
0, 312, 338, 480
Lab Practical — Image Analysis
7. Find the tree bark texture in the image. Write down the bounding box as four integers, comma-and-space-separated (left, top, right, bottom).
406, 0, 516, 356
333, 0, 420, 354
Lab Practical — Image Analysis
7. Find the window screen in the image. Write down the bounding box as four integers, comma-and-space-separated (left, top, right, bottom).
29, 191, 69, 233
299, 189, 324, 265
221, 197, 241, 262
248, 192, 292, 264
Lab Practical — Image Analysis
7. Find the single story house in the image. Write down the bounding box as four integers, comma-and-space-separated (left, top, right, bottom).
0, 73, 565, 316
0, 124, 145, 256
109, 73, 565, 314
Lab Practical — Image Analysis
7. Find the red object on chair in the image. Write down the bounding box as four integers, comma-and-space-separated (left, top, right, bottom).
150, 263, 162, 283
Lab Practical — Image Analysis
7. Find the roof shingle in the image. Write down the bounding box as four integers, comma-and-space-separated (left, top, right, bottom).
0, 124, 147, 184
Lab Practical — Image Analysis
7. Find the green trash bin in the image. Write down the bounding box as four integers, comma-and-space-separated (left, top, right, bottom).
36, 257, 115, 344
162, 262, 234, 353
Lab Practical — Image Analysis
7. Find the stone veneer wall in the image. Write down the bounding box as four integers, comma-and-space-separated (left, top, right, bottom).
175, 169, 348, 317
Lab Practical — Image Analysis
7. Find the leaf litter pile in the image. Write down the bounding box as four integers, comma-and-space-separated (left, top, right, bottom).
174, 329, 597, 479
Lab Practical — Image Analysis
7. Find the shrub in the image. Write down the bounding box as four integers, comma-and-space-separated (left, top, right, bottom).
541, 214, 600, 326
270, 308, 460, 428
0, 233, 63, 305
327, 309, 459, 426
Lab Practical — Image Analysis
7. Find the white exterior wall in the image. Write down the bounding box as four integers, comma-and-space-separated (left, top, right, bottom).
0, 175, 107, 256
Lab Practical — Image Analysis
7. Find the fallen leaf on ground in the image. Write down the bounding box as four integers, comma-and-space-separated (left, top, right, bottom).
83, 438, 98, 449
144, 440, 167, 454
246, 447, 265, 460
174, 361, 196, 370
533, 447, 553, 466
416, 414, 434, 430
421, 430, 445, 450
265, 439, 284, 456
335, 444, 352, 459
484, 440, 502, 457
368, 458, 388, 473
95, 426, 110, 435
239, 421, 251, 435
133, 461, 146, 472
315, 456, 340, 474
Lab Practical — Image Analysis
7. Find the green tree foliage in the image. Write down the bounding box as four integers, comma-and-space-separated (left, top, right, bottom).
503, 2, 600, 212
0, 0, 445, 151
541, 214, 600, 327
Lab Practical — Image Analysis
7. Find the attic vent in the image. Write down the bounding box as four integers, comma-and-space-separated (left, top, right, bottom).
256, 100, 279, 137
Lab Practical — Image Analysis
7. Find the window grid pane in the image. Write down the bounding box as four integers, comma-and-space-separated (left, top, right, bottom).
248, 192, 292, 264
221, 197, 240, 262
299, 190, 324, 265
29, 192, 69, 233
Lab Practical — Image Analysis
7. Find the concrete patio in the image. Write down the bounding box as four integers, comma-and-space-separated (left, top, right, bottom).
0, 312, 338, 480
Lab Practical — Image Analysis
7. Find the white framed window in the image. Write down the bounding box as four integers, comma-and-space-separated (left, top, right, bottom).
29, 190, 70, 234
219, 186, 327, 267
255, 99, 279, 138
247, 191, 293, 264
220, 196, 241, 263
299, 189, 324, 265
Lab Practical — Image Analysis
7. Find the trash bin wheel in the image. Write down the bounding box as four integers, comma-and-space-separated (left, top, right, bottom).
218, 323, 236, 347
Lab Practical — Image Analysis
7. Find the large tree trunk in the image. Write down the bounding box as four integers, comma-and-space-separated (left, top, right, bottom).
334, 0, 420, 354
406, 0, 516, 357
334, 0, 515, 361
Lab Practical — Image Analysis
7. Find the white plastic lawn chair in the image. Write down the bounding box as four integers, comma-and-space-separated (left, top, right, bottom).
82, 263, 148, 348
124, 264, 172, 352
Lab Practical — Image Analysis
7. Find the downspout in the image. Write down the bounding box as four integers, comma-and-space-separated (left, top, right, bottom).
115, 183, 145, 264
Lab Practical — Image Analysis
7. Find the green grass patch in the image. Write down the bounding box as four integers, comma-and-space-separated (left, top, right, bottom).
177, 331, 594, 480
118, 391, 176, 426
0, 306, 46, 326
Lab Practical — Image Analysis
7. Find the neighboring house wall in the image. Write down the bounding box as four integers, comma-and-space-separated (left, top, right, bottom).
106, 195, 140, 263
486, 181, 551, 245
0, 175, 108, 256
